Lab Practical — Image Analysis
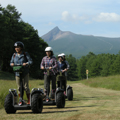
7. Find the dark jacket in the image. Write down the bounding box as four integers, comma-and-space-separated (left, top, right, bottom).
57, 61, 67, 72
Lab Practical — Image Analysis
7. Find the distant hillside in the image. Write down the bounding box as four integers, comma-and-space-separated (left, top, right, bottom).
41, 27, 120, 58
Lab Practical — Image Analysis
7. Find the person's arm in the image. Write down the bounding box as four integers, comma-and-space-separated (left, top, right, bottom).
62, 68, 67, 73
25, 52, 33, 65
62, 62, 67, 72
40, 57, 45, 69
51, 57, 58, 69
65, 61, 70, 70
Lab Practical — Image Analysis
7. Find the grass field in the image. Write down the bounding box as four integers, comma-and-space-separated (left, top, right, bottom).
1, 71, 120, 119
80, 75, 120, 91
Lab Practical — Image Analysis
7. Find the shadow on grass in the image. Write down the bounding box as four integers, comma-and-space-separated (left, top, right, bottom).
72, 96, 99, 101
16, 109, 79, 114
44, 104, 97, 110
16, 111, 33, 114
65, 105, 97, 109
43, 109, 78, 114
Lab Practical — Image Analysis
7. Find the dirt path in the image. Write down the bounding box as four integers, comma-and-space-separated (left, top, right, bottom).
1, 82, 120, 120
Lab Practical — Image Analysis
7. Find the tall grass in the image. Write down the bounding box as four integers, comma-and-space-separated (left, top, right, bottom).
80, 75, 120, 91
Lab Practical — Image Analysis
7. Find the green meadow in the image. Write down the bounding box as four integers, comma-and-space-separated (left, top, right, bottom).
1, 71, 120, 120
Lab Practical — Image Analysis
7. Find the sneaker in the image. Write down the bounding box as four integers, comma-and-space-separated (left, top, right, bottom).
18, 101, 22, 106
18, 97, 22, 106
46, 98, 49, 102
46, 96, 50, 102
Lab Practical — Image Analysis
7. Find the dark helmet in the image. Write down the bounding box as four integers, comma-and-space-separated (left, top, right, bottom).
14, 41, 24, 48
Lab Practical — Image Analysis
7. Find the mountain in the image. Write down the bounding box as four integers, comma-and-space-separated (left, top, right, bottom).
41, 26, 75, 42
41, 26, 120, 58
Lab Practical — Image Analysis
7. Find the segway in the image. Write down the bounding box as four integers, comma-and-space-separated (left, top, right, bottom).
4, 65, 43, 114
57, 71, 73, 101
43, 67, 65, 108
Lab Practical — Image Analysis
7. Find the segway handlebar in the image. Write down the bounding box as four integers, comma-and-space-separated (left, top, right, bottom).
44, 67, 53, 70
14, 64, 22, 66
44, 67, 53, 75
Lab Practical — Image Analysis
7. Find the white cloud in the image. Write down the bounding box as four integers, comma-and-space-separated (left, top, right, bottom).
62, 11, 120, 23
93, 12, 120, 22
62, 11, 86, 22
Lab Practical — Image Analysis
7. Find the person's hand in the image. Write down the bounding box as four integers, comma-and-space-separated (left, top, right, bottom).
62, 69, 67, 72
11, 63, 14, 67
23, 63, 28, 66
41, 66, 44, 69
49, 67, 52, 70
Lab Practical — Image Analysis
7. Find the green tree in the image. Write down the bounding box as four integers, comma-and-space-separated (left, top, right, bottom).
66, 54, 78, 80
77, 56, 87, 80
109, 54, 120, 75
100, 54, 115, 76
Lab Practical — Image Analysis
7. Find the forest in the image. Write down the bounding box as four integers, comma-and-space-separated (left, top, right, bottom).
76, 52, 120, 80
0, 4, 120, 80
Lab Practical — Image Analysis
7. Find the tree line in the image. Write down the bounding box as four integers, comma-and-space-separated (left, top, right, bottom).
76, 52, 120, 80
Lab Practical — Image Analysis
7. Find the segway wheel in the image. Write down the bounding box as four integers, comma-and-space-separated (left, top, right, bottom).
31, 93, 43, 113
56, 92, 65, 108
4, 93, 16, 114
67, 88, 73, 100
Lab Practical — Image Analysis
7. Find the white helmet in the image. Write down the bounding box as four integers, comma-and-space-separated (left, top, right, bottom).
45, 47, 53, 52
61, 53, 65, 56
58, 54, 61, 57
58, 54, 63, 58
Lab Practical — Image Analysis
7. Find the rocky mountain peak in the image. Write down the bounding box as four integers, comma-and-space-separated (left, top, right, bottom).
41, 26, 61, 42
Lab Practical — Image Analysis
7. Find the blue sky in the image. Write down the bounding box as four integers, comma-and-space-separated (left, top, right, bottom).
1, 0, 120, 37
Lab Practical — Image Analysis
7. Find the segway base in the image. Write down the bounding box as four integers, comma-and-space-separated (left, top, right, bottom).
43, 100, 56, 105
14, 104, 31, 110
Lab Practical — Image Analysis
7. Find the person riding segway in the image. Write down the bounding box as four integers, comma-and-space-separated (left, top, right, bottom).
61, 53, 73, 100
10, 41, 32, 105
40, 47, 65, 108
4, 41, 43, 113
57, 54, 67, 97
40, 47, 58, 102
